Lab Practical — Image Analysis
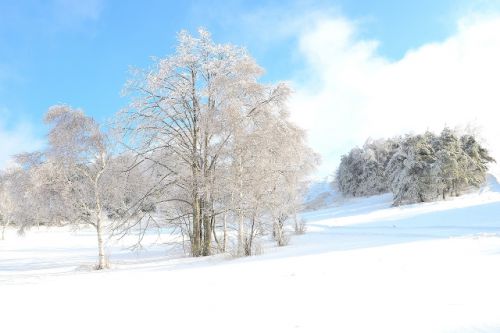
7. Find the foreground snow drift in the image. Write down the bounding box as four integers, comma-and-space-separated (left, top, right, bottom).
1, 178, 500, 332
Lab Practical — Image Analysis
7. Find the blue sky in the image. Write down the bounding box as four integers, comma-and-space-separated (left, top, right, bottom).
2, 0, 500, 176
0, 0, 465, 120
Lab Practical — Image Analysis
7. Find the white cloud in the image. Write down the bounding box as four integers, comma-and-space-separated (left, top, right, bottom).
290, 14, 500, 177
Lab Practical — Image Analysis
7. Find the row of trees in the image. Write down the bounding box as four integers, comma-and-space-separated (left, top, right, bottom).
336, 128, 494, 205
0, 29, 318, 269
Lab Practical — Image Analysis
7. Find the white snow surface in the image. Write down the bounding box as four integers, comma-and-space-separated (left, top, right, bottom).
2, 176, 500, 332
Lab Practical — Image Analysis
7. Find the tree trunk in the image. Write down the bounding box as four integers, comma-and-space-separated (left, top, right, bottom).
96, 216, 106, 269
192, 195, 202, 257
293, 211, 298, 234
274, 215, 286, 246
94, 170, 107, 270
237, 211, 244, 256
212, 220, 221, 252
246, 214, 256, 256
236, 154, 245, 256
1, 219, 10, 240
222, 212, 227, 253
202, 213, 212, 256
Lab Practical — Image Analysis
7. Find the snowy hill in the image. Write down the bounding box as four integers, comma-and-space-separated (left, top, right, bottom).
1, 176, 500, 332
303, 176, 339, 210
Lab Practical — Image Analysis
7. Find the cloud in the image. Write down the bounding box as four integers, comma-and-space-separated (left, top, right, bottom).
0, 109, 44, 169
289, 13, 500, 177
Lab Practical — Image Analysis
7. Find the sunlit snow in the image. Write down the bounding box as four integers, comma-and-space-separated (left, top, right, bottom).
1, 176, 500, 332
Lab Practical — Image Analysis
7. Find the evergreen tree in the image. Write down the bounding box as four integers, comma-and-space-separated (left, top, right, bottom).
335, 138, 399, 197
386, 134, 436, 205
336, 127, 494, 206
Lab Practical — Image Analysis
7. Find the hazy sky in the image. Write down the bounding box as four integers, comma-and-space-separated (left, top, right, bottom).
2, 0, 500, 176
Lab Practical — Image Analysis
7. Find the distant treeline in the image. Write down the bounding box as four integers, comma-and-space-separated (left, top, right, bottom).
335, 128, 495, 205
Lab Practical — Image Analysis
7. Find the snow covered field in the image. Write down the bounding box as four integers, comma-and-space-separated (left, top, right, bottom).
2, 177, 500, 332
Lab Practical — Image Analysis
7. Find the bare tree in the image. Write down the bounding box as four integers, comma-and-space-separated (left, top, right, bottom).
0, 159, 40, 238
0, 173, 14, 240
42, 105, 115, 269
227, 110, 318, 253
120, 28, 295, 257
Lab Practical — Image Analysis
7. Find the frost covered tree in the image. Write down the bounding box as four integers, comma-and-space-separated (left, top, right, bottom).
433, 128, 464, 198
460, 134, 495, 187
0, 108, 152, 266
433, 128, 495, 199
0, 156, 41, 238
0, 173, 15, 240
120, 28, 316, 257
336, 138, 398, 197
225, 109, 318, 255
336, 147, 365, 196
386, 133, 437, 205
386, 129, 494, 205
39, 105, 121, 269
265, 119, 318, 248
337, 128, 494, 206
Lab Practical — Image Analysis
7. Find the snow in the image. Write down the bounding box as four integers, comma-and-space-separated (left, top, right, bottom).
303, 177, 339, 210
2, 177, 500, 332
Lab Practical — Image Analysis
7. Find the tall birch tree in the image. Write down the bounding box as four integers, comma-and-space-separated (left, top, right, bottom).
43, 105, 114, 269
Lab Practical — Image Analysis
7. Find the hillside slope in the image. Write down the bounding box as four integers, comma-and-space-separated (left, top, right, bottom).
1, 176, 500, 332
